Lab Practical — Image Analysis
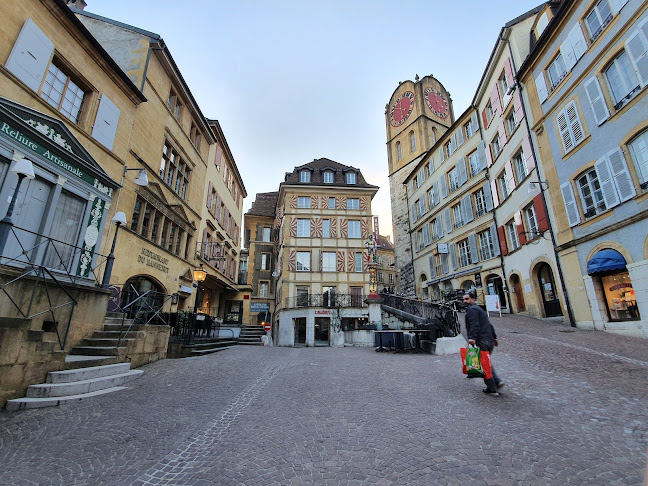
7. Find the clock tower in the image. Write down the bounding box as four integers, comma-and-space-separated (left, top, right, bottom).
385, 75, 454, 297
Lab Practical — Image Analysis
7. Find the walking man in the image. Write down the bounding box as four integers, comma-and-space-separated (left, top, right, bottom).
463, 290, 504, 396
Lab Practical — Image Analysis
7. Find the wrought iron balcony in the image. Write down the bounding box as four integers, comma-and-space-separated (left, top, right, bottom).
282, 293, 366, 309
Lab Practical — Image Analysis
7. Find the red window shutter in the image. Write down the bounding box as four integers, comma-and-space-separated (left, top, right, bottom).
202, 228, 208, 258
515, 211, 527, 245
534, 194, 549, 233
497, 225, 508, 255
491, 179, 500, 208
521, 137, 536, 173
207, 181, 213, 209
504, 58, 514, 90
491, 85, 502, 113
214, 145, 222, 169
482, 108, 488, 127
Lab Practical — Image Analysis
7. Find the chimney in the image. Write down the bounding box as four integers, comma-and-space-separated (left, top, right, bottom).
66, 0, 87, 10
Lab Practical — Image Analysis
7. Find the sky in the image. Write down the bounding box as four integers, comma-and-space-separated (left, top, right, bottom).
87, 0, 545, 241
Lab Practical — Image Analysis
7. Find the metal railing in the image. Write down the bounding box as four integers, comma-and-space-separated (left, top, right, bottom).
283, 293, 367, 309
0, 225, 111, 350
169, 310, 222, 343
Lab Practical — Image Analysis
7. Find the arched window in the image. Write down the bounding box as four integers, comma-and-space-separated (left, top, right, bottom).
410, 131, 416, 152
396, 141, 402, 161
628, 129, 648, 187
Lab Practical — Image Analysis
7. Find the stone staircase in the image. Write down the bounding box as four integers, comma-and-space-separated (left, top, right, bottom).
6, 314, 143, 411
237, 325, 266, 346
187, 337, 237, 357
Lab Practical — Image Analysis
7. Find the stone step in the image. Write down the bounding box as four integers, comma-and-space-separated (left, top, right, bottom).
82, 337, 135, 347
191, 341, 237, 349
191, 346, 236, 356
26, 370, 143, 398
238, 341, 264, 346
92, 330, 143, 339
104, 316, 134, 325
64, 355, 119, 369
6, 387, 129, 411
103, 323, 145, 332
47, 363, 132, 384
69, 346, 126, 356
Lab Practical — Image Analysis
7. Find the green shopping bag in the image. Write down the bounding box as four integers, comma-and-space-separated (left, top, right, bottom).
461, 346, 485, 377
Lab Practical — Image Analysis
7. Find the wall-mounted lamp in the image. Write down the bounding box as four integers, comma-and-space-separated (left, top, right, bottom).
528, 180, 548, 194
125, 166, 149, 186
506, 83, 517, 96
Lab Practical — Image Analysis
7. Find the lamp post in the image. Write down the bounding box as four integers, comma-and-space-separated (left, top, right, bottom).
190, 264, 207, 345
0, 153, 35, 256
101, 211, 127, 288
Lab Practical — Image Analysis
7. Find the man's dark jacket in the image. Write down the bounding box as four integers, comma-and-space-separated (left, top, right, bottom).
465, 303, 497, 349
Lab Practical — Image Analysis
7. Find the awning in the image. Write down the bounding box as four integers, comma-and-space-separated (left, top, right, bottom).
587, 249, 627, 276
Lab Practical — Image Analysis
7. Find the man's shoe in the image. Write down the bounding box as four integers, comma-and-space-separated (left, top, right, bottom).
497, 382, 505, 389
483, 389, 499, 396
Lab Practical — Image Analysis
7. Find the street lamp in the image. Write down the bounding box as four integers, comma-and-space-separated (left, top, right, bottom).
190, 264, 207, 344
0, 153, 35, 256
101, 211, 127, 288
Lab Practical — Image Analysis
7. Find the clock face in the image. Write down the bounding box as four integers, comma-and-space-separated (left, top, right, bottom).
390, 91, 415, 127
424, 87, 449, 119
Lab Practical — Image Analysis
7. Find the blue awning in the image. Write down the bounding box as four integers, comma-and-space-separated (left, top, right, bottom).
587, 249, 627, 275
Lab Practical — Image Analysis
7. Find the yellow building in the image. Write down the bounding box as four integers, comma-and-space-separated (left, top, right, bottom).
375, 234, 396, 293
273, 158, 379, 346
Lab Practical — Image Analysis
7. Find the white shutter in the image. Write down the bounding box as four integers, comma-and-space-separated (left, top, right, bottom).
433, 181, 440, 206
470, 111, 479, 133
451, 133, 458, 153
440, 176, 448, 198
449, 243, 458, 271
560, 181, 581, 227
557, 108, 573, 152
468, 233, 479, 264
477, 141, 487, 171
411, 204, 417, 223
568, 23, 587, 63
483, 182, 494, 212
490, 224, 501, 257
5, 19, 54, 92
92, 95, 120, 150
457, 126, 465, 146
561, 38, 577, 72
535, 72, 549, 103
609, 0, 629, 15
414, 232, 420, 252
584, 76, 609, 125
513, 91, 525, 124
625, 22, 648, 87
444, 208, 452, 234
594, 157, 621, 209
607, 147, 636, 202
437, 214, 444, 237
566, 101, 585, 146
429, 256, 436, 279
440, 147, 445, 163
462, 194, 474, 223
457, 157, 468, 186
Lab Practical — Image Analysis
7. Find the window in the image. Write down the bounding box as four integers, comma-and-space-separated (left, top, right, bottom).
498, 172, 510, 200
557, 101, 585, 153
486, 100, 494, 123
410, 131, 416, 152
468, 151, 481, 177
388, 273, 394, 284
431, 218, 442, 241
548, 54, 567, 89
322, 251, 336, 272
322, 219, 331, 238
445, 140, 453, 157
262, 227, 271, 242
328, 197, 336, 209
465, 119, 475, 138
40, 62, 85, 123
396, 142, 402, 161
347, 198, 360, 210
434, 254, 445, 276
297, 196, 311, 208
457, 239, 471, 268
296, 252, 310, 271
585, 0, 613, 41
297, 219, 310, 237
629, 130, 648, 186
491, 136, 502, 159
167, 90, 181, 119
506, 110, 518, 134
499, 72, 510, 98
525, 205, 539, 239
131, 198, 142, 232
478, 230, 495, 260
378, 272, 384, 283
296, 286, 309, 306
190, 123, 201, 150
474, 188, 487, 217
506, 220, 520, 251
323, 171, 334, 183
348, 220, 361, 238
604, 51, 640, 108
416, 198, 426, 217
160, 141, 190, 199
261, 253, 271, 270
416, 167, 426, 187
577, 168, 607, 217
346, 172, 357, 184
300, 171, 311, 183
452, 204, 463, 229
355, 252, 363, 273
259, 282, 269, 298
448, 167, 460, 192
513, 150, 528, 182
601, 271, 640, 321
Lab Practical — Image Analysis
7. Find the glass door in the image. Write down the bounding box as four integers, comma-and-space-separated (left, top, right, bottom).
538, 263, 562, 317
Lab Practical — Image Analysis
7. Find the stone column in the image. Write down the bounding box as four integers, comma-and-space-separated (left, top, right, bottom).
582, 275, 607, 331
366, 294, 382, 329
626, 260, 648, 336
306, 313, 315, 347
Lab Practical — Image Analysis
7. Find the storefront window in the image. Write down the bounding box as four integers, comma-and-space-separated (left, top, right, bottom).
601, 272, 640, 321
224, 300, 242, 324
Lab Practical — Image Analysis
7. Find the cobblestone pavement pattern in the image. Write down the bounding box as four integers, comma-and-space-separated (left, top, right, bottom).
0, 314, 647, 485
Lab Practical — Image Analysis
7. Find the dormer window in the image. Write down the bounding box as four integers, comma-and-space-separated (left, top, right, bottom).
300, 170, 311, 183
323, 171, 334, 183
346, 172, 357, 184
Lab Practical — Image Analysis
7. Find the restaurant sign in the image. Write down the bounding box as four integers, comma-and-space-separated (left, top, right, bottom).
138, 247, 169, 274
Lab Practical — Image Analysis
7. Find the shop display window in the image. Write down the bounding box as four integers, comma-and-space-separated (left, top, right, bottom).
601, 272, 640, 321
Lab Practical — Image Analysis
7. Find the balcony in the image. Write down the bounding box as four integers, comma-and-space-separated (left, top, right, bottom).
283, 293, 366, 309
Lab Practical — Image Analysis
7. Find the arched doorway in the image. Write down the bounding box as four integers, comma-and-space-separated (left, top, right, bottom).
587, 249, 640, 321
485, 275, 507, 309
122, 275, 167, 315
536, 263, 562, 317
509, 274, 525, 312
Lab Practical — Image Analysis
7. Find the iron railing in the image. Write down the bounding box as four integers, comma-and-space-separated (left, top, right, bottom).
169, 311, 222, 343
283, 293, 367, 309
0, 225, 111, 350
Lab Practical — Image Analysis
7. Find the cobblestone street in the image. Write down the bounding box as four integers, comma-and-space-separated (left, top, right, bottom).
0, 314, 647, 485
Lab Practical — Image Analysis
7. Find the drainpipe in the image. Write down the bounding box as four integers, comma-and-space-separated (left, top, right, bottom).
504, 35, 576, 326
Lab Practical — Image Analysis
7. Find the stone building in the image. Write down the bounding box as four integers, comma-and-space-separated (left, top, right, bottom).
518, 0, 648, 338
384, 76, 454, 297
375, 235, 396, 294
269, 158, 379, 346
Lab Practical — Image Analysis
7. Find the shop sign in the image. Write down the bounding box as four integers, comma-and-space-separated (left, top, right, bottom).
250, 302, 270, 312
77, 197, 105, 277
315, 310, 330, 315
137, 247, 169, 274
438, 243, 448, 254
0, 121, 113, 197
